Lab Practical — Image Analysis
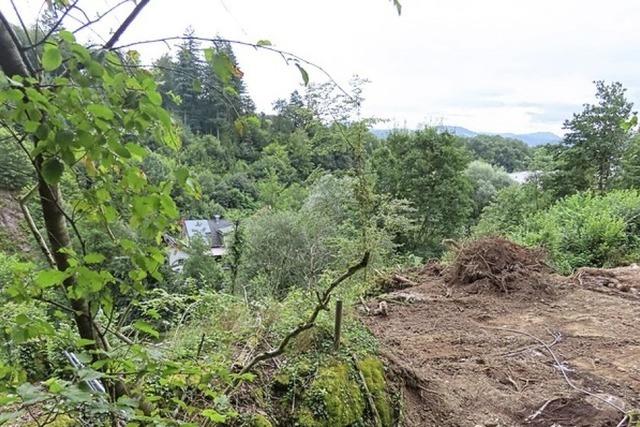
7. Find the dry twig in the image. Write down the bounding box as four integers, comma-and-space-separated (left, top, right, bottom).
480, 325, 627, 414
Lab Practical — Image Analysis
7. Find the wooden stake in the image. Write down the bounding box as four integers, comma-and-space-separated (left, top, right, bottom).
334, 299, 343, 351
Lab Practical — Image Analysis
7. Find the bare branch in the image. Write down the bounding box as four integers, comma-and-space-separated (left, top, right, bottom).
15, 186, 56, 268
22, 0, 81, 51
103, 0, 150, 49
235, 252, 370, 380
10, 0, 34, 47
72, 0, 132, 35
110, 36, 354, 100
482, 326, 627, 414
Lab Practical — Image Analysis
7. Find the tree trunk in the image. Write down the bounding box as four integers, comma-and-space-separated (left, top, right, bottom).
0, 11, 119, 394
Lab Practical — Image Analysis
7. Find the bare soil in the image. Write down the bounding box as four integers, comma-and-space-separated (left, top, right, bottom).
364, 241, 640, 427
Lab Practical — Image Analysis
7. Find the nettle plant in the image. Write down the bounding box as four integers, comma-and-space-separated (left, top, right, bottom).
0, 29, 252, 423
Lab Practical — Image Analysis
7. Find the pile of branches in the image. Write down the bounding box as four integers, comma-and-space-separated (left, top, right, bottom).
445, 237, 550, 294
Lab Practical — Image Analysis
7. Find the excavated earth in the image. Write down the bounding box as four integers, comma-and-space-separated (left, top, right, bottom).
363, 242, 640, 427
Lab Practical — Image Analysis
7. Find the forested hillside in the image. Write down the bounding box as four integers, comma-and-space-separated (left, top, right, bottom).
0, 1, 639, 426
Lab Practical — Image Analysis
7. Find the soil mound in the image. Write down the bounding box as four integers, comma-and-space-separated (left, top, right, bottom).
445, 237, 549, 294
363, 258, 640, 426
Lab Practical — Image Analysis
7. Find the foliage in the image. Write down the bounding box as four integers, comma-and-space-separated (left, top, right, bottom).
0, 130, 32, 191
373, 128, 473, 257
463, 134, 532, 172
465, 160, 514, 219
181, 236, 227, 291
559, 80, 637, 192
0, 28, 188, 422
620, 134, 640, 188
474, 183, 551, 236
513, 190, 640, 273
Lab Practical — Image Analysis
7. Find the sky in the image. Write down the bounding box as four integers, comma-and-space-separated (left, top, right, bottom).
3, 0, 640, 134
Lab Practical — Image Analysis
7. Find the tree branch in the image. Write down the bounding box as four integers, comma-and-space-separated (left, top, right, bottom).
110, 35, 354, 100
15, 186, 56, 268
22, 0, 81, 51
236, 252, 370, 378
103, 0, 150, 49
72, 0, 132, 35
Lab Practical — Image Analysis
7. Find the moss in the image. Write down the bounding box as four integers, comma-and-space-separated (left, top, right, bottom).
357, 357, 394, 427
250, 414, 273, 427
272, 372, 290, 392
26, 415, 75, 426
299, 362, 365, 426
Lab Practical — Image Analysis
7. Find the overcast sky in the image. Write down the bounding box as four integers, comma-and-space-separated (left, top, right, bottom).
4, 0, 640, 134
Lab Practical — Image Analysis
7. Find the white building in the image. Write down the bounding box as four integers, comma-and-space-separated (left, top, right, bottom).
166, 216, 234, 271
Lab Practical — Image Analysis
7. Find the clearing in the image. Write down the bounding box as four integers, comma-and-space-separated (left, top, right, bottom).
363, 238, 640, 427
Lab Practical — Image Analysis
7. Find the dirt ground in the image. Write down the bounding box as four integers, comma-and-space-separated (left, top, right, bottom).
364, 244, 640, 427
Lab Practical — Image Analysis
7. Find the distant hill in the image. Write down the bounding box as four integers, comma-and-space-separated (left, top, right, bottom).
371, 126, 561, 147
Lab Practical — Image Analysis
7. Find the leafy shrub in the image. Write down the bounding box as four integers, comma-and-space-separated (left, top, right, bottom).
475, 183, 551, 236
464, 160, 514, 219
513, 190, 640, 273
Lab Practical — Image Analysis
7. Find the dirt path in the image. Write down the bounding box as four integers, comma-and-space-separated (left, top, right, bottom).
364, 265, 640, 426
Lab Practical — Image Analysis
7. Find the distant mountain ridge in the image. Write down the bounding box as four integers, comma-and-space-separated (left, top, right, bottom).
371, 126, 562, 146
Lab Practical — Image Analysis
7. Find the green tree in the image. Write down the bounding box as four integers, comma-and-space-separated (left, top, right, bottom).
474, 183, 551, 236
464, 160, 514, 219
620, 133, 640, 188
560, 81, 637, 192
373, 128, 473, 256
181, 236, 226, 290
463, 134, 532, 172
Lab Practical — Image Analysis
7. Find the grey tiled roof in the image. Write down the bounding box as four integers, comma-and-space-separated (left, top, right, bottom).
183, 217, 233, 248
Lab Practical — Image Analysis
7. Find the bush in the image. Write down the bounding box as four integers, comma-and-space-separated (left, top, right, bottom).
464, 160, 514, 219
0, 133, 33, 191
513, 190, 640, 273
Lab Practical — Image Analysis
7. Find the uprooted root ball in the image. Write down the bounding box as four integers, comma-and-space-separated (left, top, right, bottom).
445, 237, 550, 294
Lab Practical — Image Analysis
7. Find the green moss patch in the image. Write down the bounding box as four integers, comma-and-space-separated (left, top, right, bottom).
357, 357, 394, 427
299, 362, 365, 426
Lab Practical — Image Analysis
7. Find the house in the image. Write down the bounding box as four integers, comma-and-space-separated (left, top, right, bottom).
166, 215, 234, 271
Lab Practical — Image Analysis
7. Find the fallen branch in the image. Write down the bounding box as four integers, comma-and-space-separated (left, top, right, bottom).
480, 325, 627, 414
616, 415, 629, 427
499, 331, 562, 358
230, 252, 370, 386
391, 274, 418, 288
526, 398, 555, 421
359, 295, 371, 314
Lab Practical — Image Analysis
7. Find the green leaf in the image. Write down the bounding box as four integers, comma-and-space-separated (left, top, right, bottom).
256, 39, 272, 46
192, 79, 202, 94
42, 44, 62, 71
59, 30, 75, 43
201, 409, 226, 423
35, 269, 68, 288
133, 320, 159, 339
84, 253, 105, 264
41, 157, 65, 184
75, 338, 96, 347
206, 49, 235, 84
87, 104, 115, 120
295, 63, 309, 86
147, 90, 162, 106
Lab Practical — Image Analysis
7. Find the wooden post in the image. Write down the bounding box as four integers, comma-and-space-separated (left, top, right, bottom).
334, 300, 343, 351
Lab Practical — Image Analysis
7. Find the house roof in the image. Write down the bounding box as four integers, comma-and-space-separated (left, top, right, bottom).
183, 217, 233, 248
184, 220, 211, 239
